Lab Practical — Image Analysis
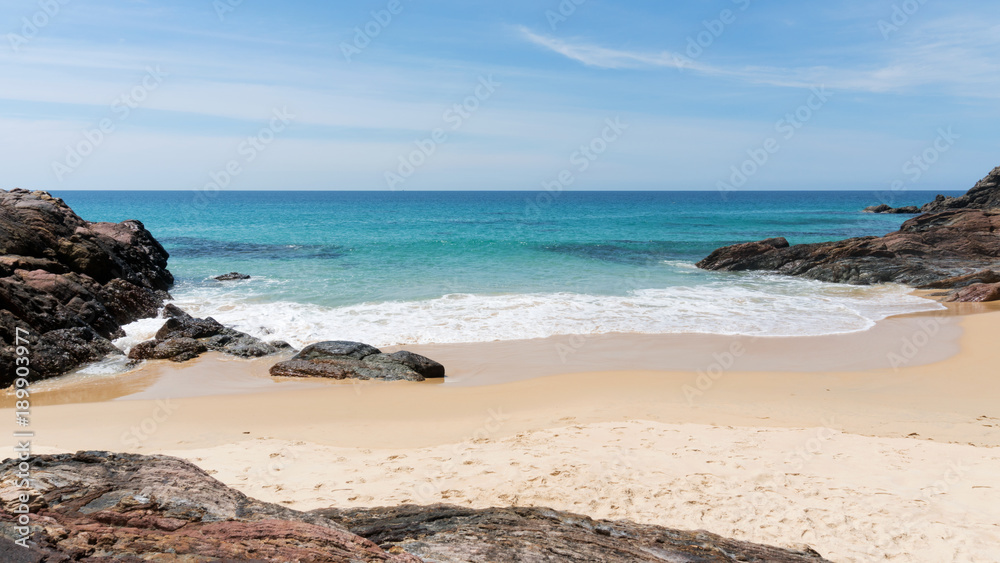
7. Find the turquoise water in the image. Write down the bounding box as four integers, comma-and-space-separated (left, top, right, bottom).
53, 190, 957, 347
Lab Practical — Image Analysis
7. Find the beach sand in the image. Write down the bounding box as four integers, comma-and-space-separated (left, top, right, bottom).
4, 304, 1000, 562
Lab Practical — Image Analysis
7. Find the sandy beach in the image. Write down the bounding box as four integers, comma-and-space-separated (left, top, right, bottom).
3, 303, 999, 562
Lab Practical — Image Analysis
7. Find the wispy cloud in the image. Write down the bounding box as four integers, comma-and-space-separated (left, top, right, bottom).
519, 21, 1000, 98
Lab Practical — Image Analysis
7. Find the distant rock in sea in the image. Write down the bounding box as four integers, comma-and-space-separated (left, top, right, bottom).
270, 340, 445, 381
865, 165, 1000, 213
0, 451, 832, 562
0, 189, 173, 385
214, 271, 251, 280
128, 303, 292, 362
699, 165, 1000, 301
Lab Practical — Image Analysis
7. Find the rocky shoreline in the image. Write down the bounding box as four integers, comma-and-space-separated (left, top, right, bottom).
0, 190, 172, 386
0, 452, 832, 562
698, 166, 1000, 301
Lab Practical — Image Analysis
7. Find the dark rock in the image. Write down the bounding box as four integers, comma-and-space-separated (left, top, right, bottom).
317, 504, 833, 562
945, 282, 1000, 303
697, 210, 1000, 289
864, 204, 920, 214
296, 340, 382, 361
920, 165, 1000, 212
383, 350, 446, 379
0, 190, 172, 383
270, 341, 444, 381
205, 328, 285, 358
0, 452, 831, 563
131, 307, 287, 362
0, 452, 417, 562
28, 328, 122, 384
866, 165, 1000, 213
155, 314, 224, 340
696, 237, 789, 272
918, 269, 1000, 290
214, 271, 251, 281
128, 337, 207, 362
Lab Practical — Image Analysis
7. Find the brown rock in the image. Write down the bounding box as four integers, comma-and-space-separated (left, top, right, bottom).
0, 190, 173, 385
0, 452, 831, 563
945, 282, 1000, 302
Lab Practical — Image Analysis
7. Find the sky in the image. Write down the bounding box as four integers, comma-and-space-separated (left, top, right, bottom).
0, 0, 997, 191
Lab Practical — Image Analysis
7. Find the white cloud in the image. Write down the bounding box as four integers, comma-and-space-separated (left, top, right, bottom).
519, 19, 1000, 97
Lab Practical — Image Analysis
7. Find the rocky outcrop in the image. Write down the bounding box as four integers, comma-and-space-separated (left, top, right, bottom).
320, 505, 831, 563
270, 341, 445, 381
698, 210, 1000, 290
0, 189, 172, 385
945, 282, 1000, 303
128, 304, 291, 362
0, 452, 832, 562
866, 165, 1000, 213
863, 204, 921, 214
0, 452, 418, 562
214, 271, 251, 280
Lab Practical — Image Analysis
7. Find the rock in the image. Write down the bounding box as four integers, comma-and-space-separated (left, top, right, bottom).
945, 282, 1000, 303
0, 452, 418, 562
297, 340, 383, 360
270, 341, 444, 381
918, 269, 1000, 290
383, 350, 446, 379
31, 327, 123, 380
697, 237, 789, 272
0, 190, 172, 384
866, 165, 1000, 213
155, 314, 225, 340
130, 306, 288, 362
0, 452, 830, 563
864, 204, 920, 214
214, 271, 251, 280
317, 504, 832, 562
697, 210, 1000, 290
128, 337, 207, 362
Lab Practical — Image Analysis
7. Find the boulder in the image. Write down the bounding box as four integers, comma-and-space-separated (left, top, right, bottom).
129, 306, 290, 362
214, 271, 251, 280
865, 165, 1000, 213
0, 189, 172, 385
270, 341, 444, 381
697, 210, 1000, 290
945, 282, 1000, 303
0, 452, 832, 562
864, 204, 920, 214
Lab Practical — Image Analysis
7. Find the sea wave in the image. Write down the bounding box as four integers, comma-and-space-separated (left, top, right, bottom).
132, 276, 944, 349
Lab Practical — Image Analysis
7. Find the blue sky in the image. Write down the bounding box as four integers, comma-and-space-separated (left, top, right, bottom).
1, 0, 997, 190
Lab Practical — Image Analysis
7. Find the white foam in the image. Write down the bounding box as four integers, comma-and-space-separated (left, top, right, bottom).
163, 276, 943, 349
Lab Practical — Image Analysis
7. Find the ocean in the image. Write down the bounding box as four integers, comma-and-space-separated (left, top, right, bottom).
53, 190, 959, 350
